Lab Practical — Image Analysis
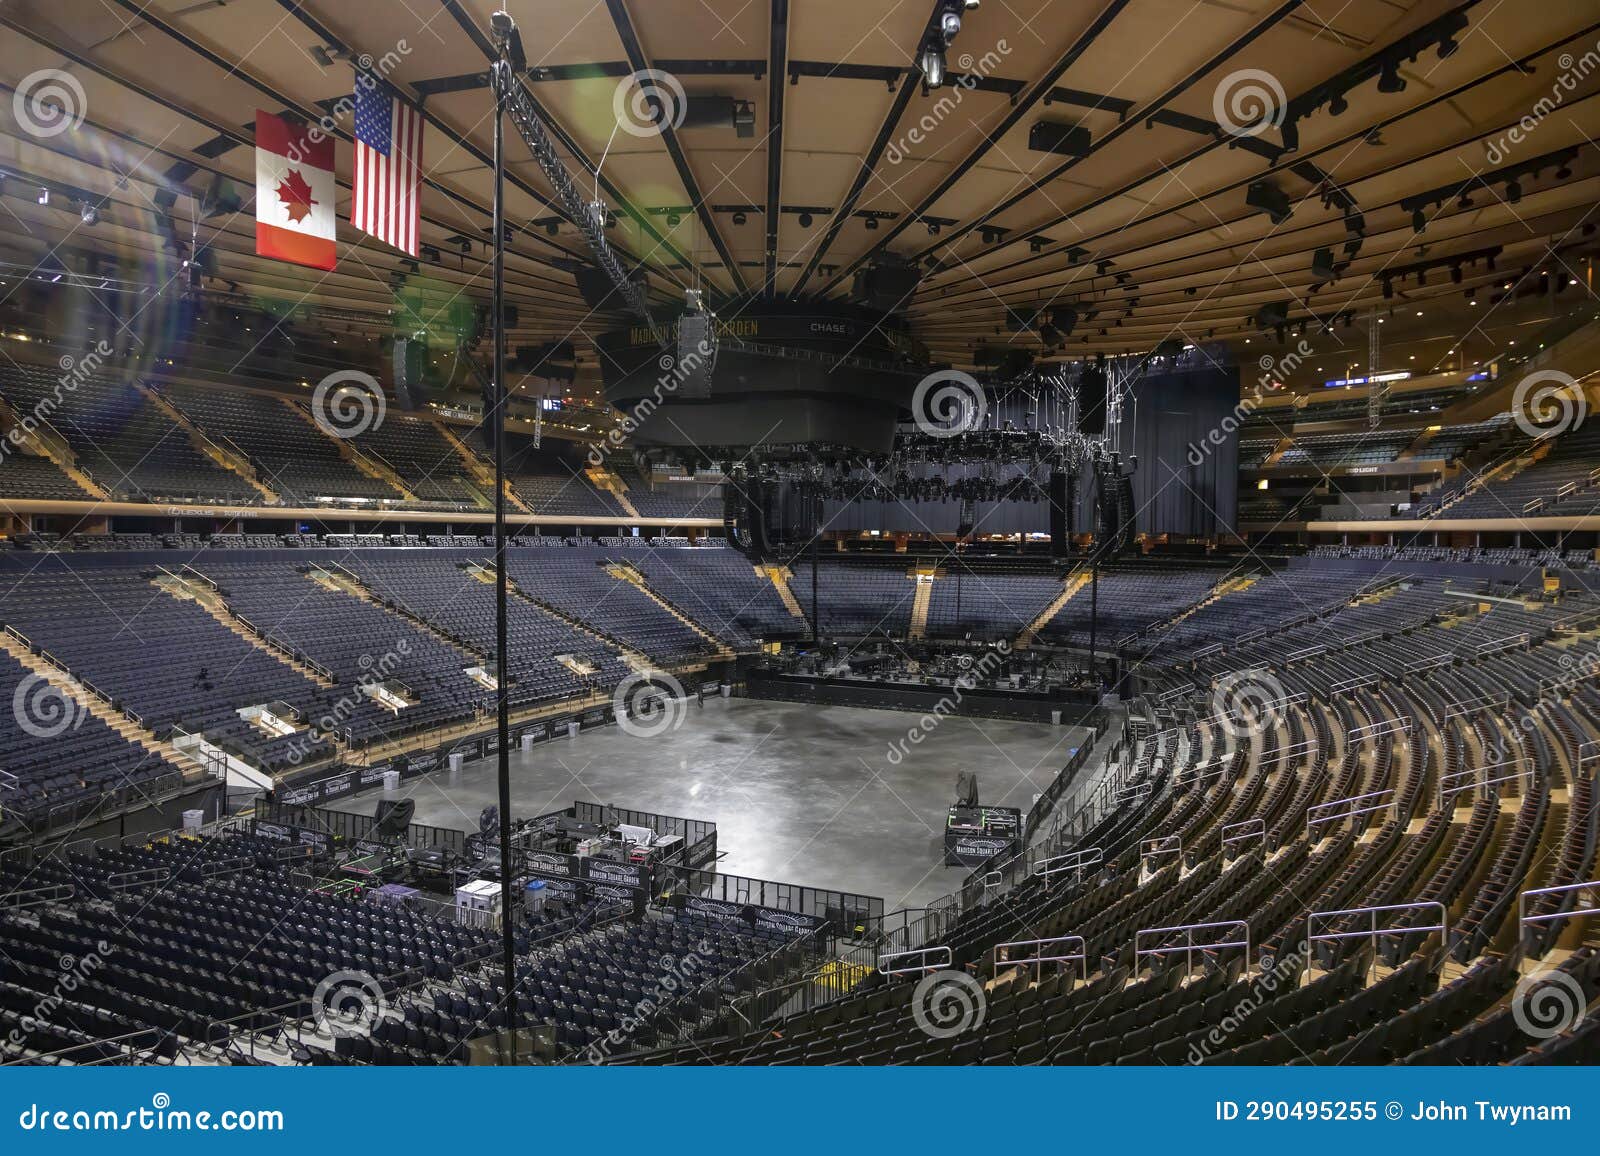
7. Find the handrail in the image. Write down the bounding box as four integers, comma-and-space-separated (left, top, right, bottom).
878, 945, 951, 977
1033, 846, 1102, 886
1134, 919, 1250, 975
1518, 879, 1599, 954
1220, 818, 1266, 857
1307, 901, 1447, 972
1307, 788, 1395, 837
1, 882, 75, 910
992, 934, 1086, 983
106, 866, 169, 892
1438, 756, 1531, 806
1140, 835, 1181, 872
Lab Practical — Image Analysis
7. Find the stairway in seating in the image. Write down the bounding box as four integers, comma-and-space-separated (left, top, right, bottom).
907, 567, 936, 640
153, 566, 336, 688
1016, 570, 1094, 648
0, 399, 108, 499
430, 418, 532, 512
605, 562, 735, 658
141, 384, 279, 502
588, 466, 641, 518
760, 565, 808, 624
280, 399, 412, 501
0, 628, 207, 782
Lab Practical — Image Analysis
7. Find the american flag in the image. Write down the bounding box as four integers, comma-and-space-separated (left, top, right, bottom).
352, 77, 423, 256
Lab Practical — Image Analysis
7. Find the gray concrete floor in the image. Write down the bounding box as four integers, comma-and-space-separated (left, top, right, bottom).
329, 697, 1090, 912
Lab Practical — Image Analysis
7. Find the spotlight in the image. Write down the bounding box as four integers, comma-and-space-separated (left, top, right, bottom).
1328, 92, 1348, 116
1377, 57, 1406, 94
864, 216, 878, 231
1411, 208, 1426, 233
920, 43, 946, 88
940, 8, 961, 43
37, 187, 49, 206
1382, 277, 1393, 299
798, 211, 813, 228
732, 210, 747, 225
666, 211, 680, 228
79, 202, 98, 225
1505, 179, 1522, 204
927, 220, 941, 236
1244, 180, 1291, 225
1311, 248, 1336, 280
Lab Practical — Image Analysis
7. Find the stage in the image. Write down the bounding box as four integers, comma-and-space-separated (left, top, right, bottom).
326, 696, 1093, 911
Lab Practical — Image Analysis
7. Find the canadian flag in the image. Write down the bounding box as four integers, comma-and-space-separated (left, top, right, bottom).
255, 110, 337, 271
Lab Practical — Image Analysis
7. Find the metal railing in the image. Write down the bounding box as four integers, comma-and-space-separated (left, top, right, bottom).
1518, 879, 1599, 955
1307, 901, 1447, 971
1220, 818, 1267, 858
992, 934, 1086, 984
1134, 919, 1250, 976
878, 945, 951, 977
1438, 757, 1532, 806
1307, 789, 1395, 838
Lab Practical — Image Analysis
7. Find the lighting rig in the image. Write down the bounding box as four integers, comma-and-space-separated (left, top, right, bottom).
919, 1, 981, 91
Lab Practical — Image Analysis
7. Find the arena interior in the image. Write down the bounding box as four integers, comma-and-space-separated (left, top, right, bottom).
1, 0, 1599, 1080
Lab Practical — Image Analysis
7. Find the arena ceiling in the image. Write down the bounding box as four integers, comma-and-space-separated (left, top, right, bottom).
2, 0, 1599, 396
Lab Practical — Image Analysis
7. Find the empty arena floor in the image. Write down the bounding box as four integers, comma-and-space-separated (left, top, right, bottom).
327, 697, 1094, 911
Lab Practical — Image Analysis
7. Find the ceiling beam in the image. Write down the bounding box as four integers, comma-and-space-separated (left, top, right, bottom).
764, 0, 789, 294
819, 0, 1135, 296
605, 0, 750, 298
835, 0, 1308, 294
433, 0, 707, 300
0, 16, 603, 296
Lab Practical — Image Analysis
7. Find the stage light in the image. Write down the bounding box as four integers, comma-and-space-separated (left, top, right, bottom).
732, 210, 747, 225
798, 211, 813, 228
864, 216, 878, 230
1377, 57, 1406, 94
920, 43, 946, 88
927, 221, 940, 236
36, 187, 49, 206
1505, 179, 1522, 204
1244, 180, 1291, 225
79, 203, 98, 225
940, 8, 961, 43
1411, 208, 1425, 233
1328, 92, 1348, 116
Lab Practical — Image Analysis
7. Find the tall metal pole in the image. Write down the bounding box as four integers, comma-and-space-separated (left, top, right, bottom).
489, 25, 517, 1065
